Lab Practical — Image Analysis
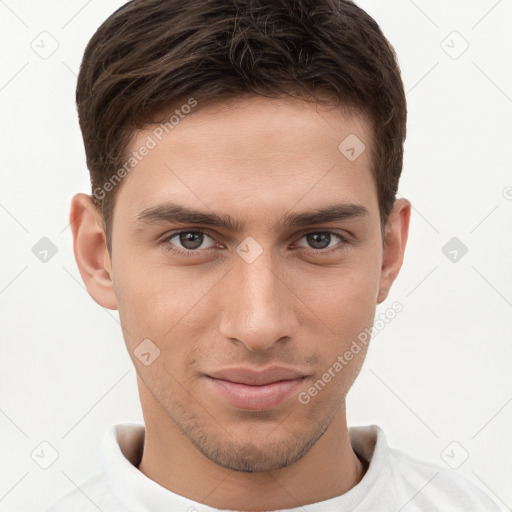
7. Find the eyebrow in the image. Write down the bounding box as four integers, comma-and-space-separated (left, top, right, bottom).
135, 201, 369, 232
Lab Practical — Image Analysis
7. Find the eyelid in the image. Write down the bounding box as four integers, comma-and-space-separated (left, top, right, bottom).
293, 227, 352, 241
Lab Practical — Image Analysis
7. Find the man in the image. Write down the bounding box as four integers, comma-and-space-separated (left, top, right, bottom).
46, 0, 502, 510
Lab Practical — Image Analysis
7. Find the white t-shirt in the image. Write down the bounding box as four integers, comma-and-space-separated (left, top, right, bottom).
44, 423, 503, 512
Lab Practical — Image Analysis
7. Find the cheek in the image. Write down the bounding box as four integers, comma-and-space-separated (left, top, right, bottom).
295, 255, 381, 334
113, 262, 219, 349
112, 261, 163, 341
295, 267, 379, 399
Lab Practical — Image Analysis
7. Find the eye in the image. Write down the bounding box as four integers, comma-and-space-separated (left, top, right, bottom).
160, 229, 351, 258
295, 231, 349, 252
164, 230, 218, 253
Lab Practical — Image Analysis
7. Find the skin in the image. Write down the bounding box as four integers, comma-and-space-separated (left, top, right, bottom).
71, 95, 410, 511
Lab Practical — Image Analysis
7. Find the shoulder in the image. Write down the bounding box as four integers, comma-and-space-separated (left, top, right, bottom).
386, 440, 503, 511
350, 425, 503, 511
44, 470, 127, 512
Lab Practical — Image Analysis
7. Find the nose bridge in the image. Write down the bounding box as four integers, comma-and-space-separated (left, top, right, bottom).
239, 254, 282, 325
219, 245, 298, 351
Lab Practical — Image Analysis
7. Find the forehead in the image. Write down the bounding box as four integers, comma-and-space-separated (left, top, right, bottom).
115, 95, 378, 224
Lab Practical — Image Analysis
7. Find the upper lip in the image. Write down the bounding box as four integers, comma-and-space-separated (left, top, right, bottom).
207, 366, 308, 386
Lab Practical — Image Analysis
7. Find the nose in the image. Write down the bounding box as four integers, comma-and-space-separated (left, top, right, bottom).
218, 250, 300, 352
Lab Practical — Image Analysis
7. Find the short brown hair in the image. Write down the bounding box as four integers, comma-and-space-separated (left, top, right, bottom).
76, 0, 407, 252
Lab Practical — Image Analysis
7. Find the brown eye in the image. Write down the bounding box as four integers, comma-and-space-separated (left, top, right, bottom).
305, 233, 332, 249
295, 231, 347, 251
178, 232, 204, 250
165, 231, 217, 252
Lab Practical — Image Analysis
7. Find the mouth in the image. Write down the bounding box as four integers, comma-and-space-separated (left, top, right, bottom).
204, 366, 308, 410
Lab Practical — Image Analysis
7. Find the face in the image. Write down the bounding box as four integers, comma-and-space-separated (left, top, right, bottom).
74, 95, 409, 473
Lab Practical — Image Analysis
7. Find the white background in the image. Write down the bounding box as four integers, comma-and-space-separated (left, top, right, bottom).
0, 1, 511, 511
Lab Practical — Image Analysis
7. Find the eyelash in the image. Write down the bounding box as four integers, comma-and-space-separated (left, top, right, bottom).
159, 229, 351, 258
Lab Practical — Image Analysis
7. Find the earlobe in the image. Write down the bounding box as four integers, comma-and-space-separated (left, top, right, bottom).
70, 193, 118, 310
377, 198, 411, 304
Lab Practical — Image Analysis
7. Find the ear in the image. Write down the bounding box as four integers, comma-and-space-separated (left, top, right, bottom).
69, 193, 118, 310
377, 198, 411, 304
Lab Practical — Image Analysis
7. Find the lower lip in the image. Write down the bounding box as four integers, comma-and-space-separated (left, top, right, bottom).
206, 377, 305, 410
